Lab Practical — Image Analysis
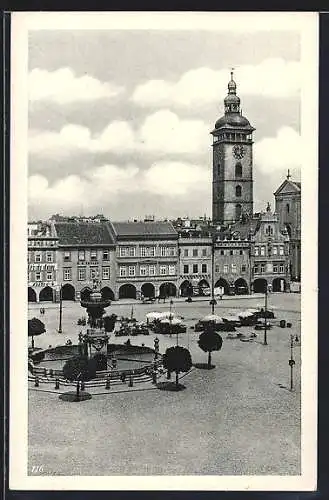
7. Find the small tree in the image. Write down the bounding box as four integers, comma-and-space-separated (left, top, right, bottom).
103, 314, 117, 333
162, 346, 192, 389
28, 317, 46, 349
198, 327, 223, 369
63, 356, 97, 400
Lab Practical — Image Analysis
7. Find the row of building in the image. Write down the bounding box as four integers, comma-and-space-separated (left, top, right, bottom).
27, 176, 300, 303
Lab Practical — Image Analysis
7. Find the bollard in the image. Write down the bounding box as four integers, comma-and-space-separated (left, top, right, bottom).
152, 371, 157, 385
80, 381, 85, 391
106, 376, 111, 390
55, 378, 60, 390
34, 376, 39, 387
129, 375, 133, 387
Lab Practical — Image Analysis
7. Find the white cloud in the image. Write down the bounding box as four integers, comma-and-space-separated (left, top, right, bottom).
131, 58, 301, 107
29, 67, 124, 104
28, 160, 210, 215
254, 126, 302, 173
29, 110, 209, 157
143, 161, 211, 196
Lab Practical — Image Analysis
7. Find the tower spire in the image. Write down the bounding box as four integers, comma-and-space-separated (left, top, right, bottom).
287, 169, 291, 180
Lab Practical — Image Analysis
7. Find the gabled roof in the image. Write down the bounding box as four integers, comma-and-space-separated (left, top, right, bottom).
110, 221, 178, 240
55, 222, 115, 246
274, 179, 301, 196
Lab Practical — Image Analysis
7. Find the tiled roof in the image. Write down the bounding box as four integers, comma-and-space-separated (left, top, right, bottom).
111, 221, 178, 239
55, 222, 115, 246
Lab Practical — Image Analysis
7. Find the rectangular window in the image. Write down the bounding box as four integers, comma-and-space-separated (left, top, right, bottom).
192, 249, 198, 257
201, 264, 207, 273
90, 249, 97, 261
193, 264, 198, 274
159, 265, 167, 275
183, 264, 189, 274
90, 268, 98, 279
149, 265, 156, 276
231, 264, 237, 273
129, 247, 136, 257
63, 268, 71, 281
140, 247, 147, 257
273, 246, 278, 255
46, 252, 53, 262
119, 247, 126, 257
279, 246, 284, 255
273, 263, 278, 273
78, 250, 85, 261
215, 265, 220, 273
64, 251, 71, 262
103, 250, 109, 261
78, 268, 86, 281
167, 247, 175, 257
35, 253, 41, 263
128, 265, 136, 277
230, 250, 233, 256
160, 247, 166, 257
220, 250, 224, 256
260, 246, 266, 256
279, 264, 285, 273
149, 247, 155, 257
241, 264, 246, 273
102, 267, 110, 280
119, 266, 127, 277
35, 272, 41, 281
168, 265, 176, 275
254, 247, 259, 256
239, 250, 243, 255
184, 249, 188, 257
46, 272, 52, 281
254, 265, 259, 274
260, 263, 265, 273
223, 264, 228, 274
202, 248, 207, 257
140, 265, 148, 276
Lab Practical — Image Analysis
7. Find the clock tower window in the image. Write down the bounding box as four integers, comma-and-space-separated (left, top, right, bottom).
235, 163, 242, 177
236, 185, 242, 197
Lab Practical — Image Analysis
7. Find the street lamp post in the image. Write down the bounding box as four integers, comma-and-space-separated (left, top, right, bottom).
289, 334, 295, 391
169, 298, 173, 338
210, 234, 217, 314
58, 284, 63, 333
263, 285, 268, 346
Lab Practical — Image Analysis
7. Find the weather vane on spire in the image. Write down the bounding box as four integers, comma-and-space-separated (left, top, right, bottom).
287, 169, 291, 180
231, 67, 235, 79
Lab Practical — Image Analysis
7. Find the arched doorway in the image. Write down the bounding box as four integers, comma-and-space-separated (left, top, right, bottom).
61, 284, 76, 301
28, 287, 37, 302
101, 286, 115, 301
141, 283, 155, 298
234, 278, 249, 295
272, 277, 286, 292
180, 280, 193, 297
253, 278, 268, 293
119, 284, 136, 299
198, 279, 210, 296
159, 282, 177, 298
80, 287, 92, 301
214, 278, 229, 295
39, 286, 53, 302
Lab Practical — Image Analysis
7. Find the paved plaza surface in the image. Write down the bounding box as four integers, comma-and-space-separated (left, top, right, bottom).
28, 293, 301, 476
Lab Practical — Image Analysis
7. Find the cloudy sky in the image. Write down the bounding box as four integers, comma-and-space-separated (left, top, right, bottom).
28, 24, 302, 221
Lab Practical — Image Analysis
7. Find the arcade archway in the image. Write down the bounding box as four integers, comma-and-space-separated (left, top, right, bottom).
272, 278, 286, 292
141, 283, 155, 298
101, 286, 115, 301
214, 278, 229, 295
159, 282, 177, 298
234, 278, 248, 295
253, 278, 268, 293
39, 286, 53, 302
179, 280, 193, 297
80, 287, 92, 301
119, 284, 137, 299
61, 284, 76, 301
28, 287, 37, 303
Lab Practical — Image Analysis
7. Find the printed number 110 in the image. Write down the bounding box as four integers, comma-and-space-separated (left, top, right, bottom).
31, 465, 44, 473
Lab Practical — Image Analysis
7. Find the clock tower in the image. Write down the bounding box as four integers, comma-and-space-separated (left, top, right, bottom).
211, 71, 255, 225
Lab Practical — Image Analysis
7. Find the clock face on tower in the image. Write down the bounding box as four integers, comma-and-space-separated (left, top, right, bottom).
233, 145, 245, 160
